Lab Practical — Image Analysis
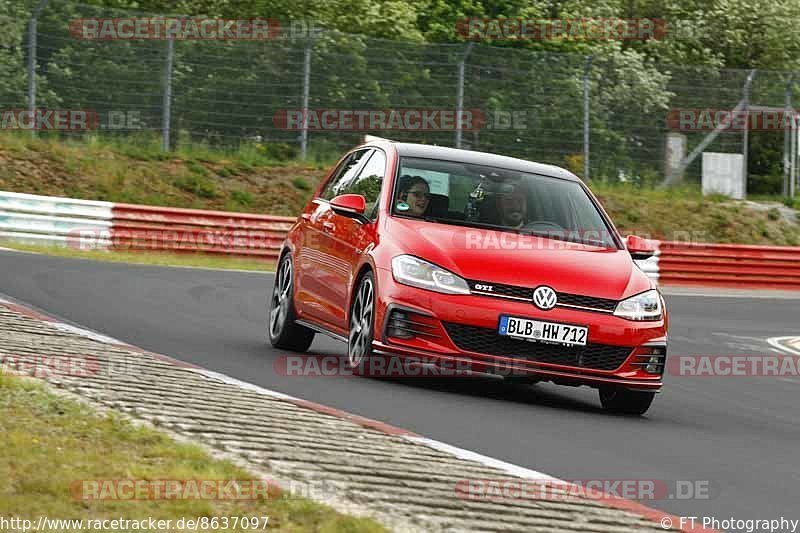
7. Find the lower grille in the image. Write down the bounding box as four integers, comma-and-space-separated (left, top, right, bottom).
443, 322, 632, 371
386, 309, 442, 340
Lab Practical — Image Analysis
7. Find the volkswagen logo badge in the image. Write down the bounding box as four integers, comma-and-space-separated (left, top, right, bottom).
532, 286, 557, 310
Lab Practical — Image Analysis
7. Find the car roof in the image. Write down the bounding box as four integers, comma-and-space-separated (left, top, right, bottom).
383, 142, 580, 182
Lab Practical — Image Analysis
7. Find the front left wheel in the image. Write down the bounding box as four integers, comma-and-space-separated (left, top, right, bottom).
268, 254, 315, 351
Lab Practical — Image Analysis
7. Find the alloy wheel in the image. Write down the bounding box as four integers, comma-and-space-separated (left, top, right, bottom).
348, 276, 374, 367
269, 257, 292, 339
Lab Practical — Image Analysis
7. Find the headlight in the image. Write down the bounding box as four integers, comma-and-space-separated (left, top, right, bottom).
391, 255, 470, 295
613, 289, 663, 321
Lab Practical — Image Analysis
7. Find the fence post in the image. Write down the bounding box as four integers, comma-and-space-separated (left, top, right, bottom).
583, 56, 593, 180
784, 79, 794, 198
300, 37, 313, 160
160, 34, 174, 152
741, 69, 756, 197
793, 110, 798, 199
26, 0, 50, 136
455, 43, 474, 149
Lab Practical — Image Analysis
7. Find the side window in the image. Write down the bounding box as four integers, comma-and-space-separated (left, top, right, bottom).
320, 149, 369, 200
341, 150, 386, 219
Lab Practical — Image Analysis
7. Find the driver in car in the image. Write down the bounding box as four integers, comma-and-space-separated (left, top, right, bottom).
496, 181, 528, 228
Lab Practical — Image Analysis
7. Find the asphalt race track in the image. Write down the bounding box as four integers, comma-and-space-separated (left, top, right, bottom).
2, 248, 798, 525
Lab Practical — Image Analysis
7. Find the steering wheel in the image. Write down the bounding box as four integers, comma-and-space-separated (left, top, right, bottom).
522, 220, 566, 232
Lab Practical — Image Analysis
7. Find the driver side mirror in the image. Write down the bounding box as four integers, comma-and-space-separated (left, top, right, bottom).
330, 194, 370, 223
626, 235, 657, 260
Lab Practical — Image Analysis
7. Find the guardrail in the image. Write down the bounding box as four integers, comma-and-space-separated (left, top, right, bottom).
2, 191, 799, 289
0, 191, 295, 260
654, 241, 800, 290
111, 204, 295, 259
0, 191, 113, 248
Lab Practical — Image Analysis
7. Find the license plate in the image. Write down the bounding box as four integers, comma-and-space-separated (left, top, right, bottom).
498, 315, 588, 346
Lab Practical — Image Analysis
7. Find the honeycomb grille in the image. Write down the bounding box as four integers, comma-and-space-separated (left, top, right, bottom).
556, 293, 618, 312
467, 280, 618, 312
443, 322, 632, 371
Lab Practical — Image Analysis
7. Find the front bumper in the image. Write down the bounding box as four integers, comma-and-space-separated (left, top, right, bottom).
373, 267, 667, 391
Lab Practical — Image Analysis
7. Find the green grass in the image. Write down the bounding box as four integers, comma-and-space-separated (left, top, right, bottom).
0, 131, 329, 217
0, 372, 385, 532
291, 177, 312, 191
588, 182, 800, 246
0, 241, 276, 272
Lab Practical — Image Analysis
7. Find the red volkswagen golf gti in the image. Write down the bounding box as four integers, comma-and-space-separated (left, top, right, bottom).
269, 139, 667, 415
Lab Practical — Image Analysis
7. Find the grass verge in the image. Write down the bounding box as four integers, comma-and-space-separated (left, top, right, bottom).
0, 241, 276, 272
0, 371, 385, 532
591, 183, 800, 246
0, 132, 327, 216
2, 132, 799, 246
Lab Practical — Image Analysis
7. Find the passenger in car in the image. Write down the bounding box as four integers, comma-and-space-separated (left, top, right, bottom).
396, 175, 431, 217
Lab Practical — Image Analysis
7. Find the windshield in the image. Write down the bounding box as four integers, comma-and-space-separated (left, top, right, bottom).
392, 157, 619, 249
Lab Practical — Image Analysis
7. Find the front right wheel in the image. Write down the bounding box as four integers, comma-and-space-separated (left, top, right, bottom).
347, 272, 376, 370
599, 388, 655, 416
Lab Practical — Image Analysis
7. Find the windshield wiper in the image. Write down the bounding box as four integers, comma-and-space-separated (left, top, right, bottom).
418, 216, 613, 248
522, 229, 612, 248
422, 216, 522, 233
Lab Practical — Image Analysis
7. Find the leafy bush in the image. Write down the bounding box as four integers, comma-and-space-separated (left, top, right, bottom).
292, 177, 311, 190
231, 189, 253, 206
259, 142, 299, 162
174, 174, 217, 198
747, 174, 783, 196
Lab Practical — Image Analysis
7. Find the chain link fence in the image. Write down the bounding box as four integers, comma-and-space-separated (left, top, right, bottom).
4, 1, 799, 194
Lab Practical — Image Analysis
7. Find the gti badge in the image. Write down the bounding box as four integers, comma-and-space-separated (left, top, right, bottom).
532, 286, 557, 310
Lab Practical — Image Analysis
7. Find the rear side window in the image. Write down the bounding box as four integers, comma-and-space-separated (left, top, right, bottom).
320, 149, 369, 200
340, 150, 386, 219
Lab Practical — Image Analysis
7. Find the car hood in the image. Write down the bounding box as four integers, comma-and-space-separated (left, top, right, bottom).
386, 217, 651, 300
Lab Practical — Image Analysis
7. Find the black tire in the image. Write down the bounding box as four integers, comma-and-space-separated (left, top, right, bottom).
268, 254, 315, 352
599, 387, 655, 416
347, 271, 377, 373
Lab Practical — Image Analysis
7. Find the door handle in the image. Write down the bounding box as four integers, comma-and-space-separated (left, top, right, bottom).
322, 222, 336, 233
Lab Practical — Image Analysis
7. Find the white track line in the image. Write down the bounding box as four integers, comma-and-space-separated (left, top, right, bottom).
663, 290, 800, 300
51, 322, 129, 346
403, 436, 560, 481
767, 336, 800, 356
